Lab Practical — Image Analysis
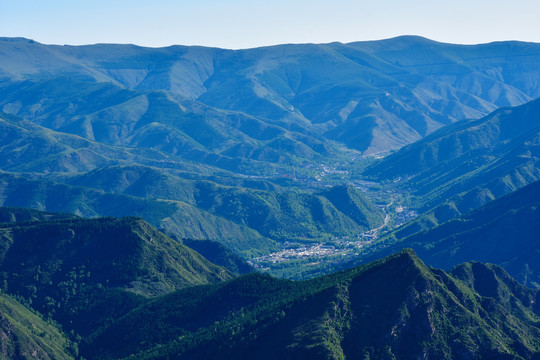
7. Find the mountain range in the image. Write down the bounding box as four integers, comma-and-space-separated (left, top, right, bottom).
1, 36, 540, 161
344, 179, 540, 288
362, 95, 540, 236
1, 36, 540, 257
1, 216, 538, 360
1, 35, 540, 359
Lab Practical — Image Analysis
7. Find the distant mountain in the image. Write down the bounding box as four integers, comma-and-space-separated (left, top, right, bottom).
0, 292, 74, 360
82, 250, 540, 360
349, 180, 540, 288
364, 97, 540, 225
0, 110, 386, 254
1, 36, 540, 157
0, 172, 271, 254
1, 37, 540, 257
0, 214, 232, 335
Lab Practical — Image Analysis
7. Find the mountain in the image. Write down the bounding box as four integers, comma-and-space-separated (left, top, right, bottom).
190, 182, 384, 241
1, 36, 540, 158
348, 180, 540, 288
0, 206, 76, 223
363, 97, 540, 227
0, 109, 387, 255
0, 292, 74, 360
0, 169, 384, 254
81, 250, 540, 360
0, 214, 538, 360
1, 37, 540, 258
181, 238, 255, 275
0, 214, 232, 336
0, 171, 271, 254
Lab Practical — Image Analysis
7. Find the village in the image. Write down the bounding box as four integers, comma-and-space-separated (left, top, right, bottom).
249, 199, 417, 269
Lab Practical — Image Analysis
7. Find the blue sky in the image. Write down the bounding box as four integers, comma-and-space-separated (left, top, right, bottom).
1, 0, 539, 49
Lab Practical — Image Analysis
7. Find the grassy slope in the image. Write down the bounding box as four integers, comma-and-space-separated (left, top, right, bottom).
0, 292, 74, 360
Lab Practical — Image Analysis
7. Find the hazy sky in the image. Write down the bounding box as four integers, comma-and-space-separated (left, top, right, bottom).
2, 0, 540, 49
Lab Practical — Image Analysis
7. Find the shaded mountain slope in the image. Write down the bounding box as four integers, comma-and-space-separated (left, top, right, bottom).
364, 97, 540, 227
0, 206, 76, 224
349, 180, 540, 288
0, 215, 233, 336
0, 216, 232, 295
317, 185, 384, 229
181, 239, 255, 275
82, 250, 540, 360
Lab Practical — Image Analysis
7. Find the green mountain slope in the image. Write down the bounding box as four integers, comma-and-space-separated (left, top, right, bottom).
0, 110, 385, 254
2, 36, 540, 157
0, 172, 273, 254
192, 182, 384, 241
0, 293, 74, 360
0, 170, 384, 252
349, 180, 540, 288
81, 250, 540, 360
0, 215, 232, 336
67, 165, 384, 241
318, 185, 384, 229
364, 97, 540, 227
181, 239, 255, 275
0, 206, 76, 224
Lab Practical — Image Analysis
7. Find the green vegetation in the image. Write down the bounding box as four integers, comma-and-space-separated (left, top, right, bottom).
0, 208, 537, 360
0, 206, 77, 224
181, 238, 255, 275
363, 98, 540, 228
0, 213, 232, 338
1, 36, 540, 359
0, 292, 74, 359
346, 180, 540, 288
80, 250, 540, 360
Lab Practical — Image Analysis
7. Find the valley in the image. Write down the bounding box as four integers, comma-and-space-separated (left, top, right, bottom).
0, 35, 539, 359
249, 189, 418, 279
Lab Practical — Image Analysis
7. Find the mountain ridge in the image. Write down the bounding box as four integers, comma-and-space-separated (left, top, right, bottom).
2, 36, 540, 155
81, 249, 540, 360
346, 180, 540, 288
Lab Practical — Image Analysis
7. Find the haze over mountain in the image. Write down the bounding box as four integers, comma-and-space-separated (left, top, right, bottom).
1, 36, 540, 158
1, 33, 540, 360
364, 96, 540, 227
1, 36, 540, 257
